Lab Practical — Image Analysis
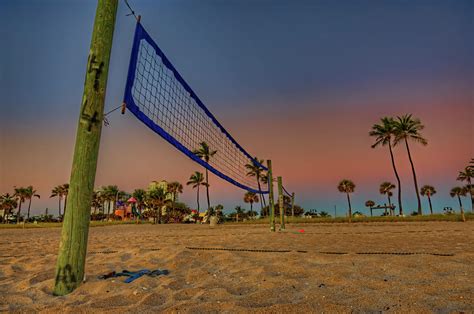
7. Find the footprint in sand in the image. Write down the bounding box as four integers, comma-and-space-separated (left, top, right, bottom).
120, 253, 132, 262
29, 272, 52, 285
139, 292, 168, 307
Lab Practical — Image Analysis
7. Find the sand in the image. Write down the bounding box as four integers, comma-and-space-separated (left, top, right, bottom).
0, 221, 473, 313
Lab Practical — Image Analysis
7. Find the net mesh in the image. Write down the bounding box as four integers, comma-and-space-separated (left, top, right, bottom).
123, 22, 267, 194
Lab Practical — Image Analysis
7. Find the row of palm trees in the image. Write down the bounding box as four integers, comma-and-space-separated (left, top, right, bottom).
50, 184, 69, 216
0, 186, 40, 223
2, 140, 270, 223
338, 176, 472, 221
188, 142, 269, 217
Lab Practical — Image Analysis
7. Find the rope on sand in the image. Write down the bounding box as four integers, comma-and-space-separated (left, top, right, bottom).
186, 247, 292, 253
355, 252, 454, 256
89, 250, 118, 254
318, 251, 349, 255
186, 247, 454, 256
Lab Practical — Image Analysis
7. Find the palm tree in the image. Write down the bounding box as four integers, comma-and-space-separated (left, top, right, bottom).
192, 142, 217, 211
146, 187, 171, 224
365, 200, 375, 217
370, 117, 403, 215
24, 186, 40, 221
168, 181, 183, 220
234, 205, 245, 222
338, 179, 356, 222
13, 187, 28, 223
132, 189, 146, 216
457, 166, 474, 212
91, 190, 102, 214
50, 185, 63, 216
100, 185, 119, 216
450, 186, 467, 222
1, 193, 18, 223
215, 204, 224, 221
243, 191, 259, 215
186, 171, 207, 213
379, 182, 396, 215
245, 157, 267, 212
420, 185, 436, 215
393, 114, 427, 215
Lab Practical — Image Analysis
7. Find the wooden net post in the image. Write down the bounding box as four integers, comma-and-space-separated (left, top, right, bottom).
278, 176, 285, 230
267, 160, 275, 232
53, 0, 118, 296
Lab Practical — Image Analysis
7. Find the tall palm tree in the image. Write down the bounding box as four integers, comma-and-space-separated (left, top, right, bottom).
146, 187, 171, 224
450, 186, 467, 222
1, 193, 18, 223
379, 182, 396, 215
370, 117, 403, 215
243, 191, 259, 215
186, 171, 207, 213
420, 185, 436, 215
61, 183, 69, 215
13, 187, 28, 223
457, 166, 474, 212
168, 181, 183, 219
245, 157, 267, 212
393, 114, 427, 215
50, 185, 63, 216
338, 179, 356, 222
365, 200, 375, 216
24, 186, 40, 221
192, 142, 217, 211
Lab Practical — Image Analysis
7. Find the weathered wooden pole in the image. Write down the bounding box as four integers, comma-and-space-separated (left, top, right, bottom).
290, 192, 295, 219
53, 0, 118, 296
267, 160, 275, 232
277, 176, 285, 230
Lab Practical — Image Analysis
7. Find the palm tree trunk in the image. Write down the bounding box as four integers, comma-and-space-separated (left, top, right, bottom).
387, 196, 392, 216
388, 142, 403, 215
257, 176, 265, 215
59, 197, 62, 217
197, 185, 200, 213
457, 195, 466, 222
428, 195, 433, 215
346, 193, 352, 223
205, 169, 211, 211
27, 198, 32, 221
158, 205, 162, 224
257, 173, 267, 213
16, 201, 22, 223
404, 138, 422, 215
170, 195, 176, 224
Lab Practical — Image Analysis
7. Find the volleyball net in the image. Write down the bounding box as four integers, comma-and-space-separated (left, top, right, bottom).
123, 21, 268, 194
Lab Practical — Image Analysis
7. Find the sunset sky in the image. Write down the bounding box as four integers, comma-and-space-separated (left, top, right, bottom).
0, 0, 472, 216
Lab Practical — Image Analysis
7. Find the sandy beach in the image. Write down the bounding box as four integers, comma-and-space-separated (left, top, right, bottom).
0, 221, 473, 313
